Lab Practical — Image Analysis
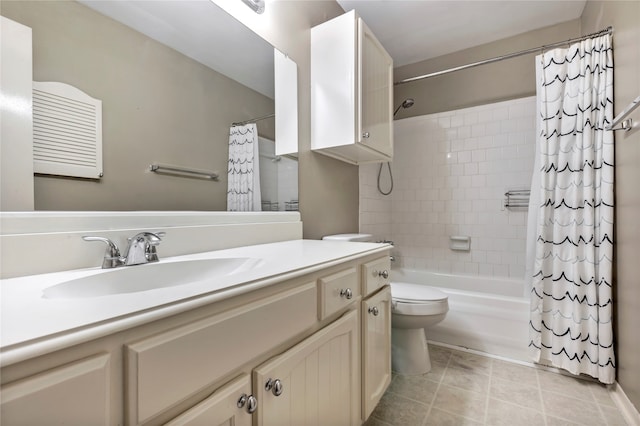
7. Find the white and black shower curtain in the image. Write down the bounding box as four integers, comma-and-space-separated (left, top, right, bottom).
227, 123, 261, 211
528, 34, 615, 383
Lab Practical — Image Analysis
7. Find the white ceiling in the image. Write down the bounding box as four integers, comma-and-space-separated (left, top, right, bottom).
336, 0, 587, 67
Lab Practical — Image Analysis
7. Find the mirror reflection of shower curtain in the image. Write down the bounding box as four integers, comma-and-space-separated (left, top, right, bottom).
227, 124, 261, 211
527, 34, 615, 384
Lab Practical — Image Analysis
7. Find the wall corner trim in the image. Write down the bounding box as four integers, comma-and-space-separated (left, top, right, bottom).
611, 381, 640, 426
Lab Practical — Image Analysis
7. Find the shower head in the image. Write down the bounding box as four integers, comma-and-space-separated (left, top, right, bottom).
402, 98, 414, 108
393, 98, 415, 117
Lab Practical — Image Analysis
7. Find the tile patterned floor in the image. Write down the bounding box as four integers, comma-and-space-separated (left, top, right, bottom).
365, 345, 628, 426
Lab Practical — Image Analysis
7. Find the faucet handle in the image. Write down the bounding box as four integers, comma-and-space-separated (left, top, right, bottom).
82, 236, 122, 269
129, 231, 164, 244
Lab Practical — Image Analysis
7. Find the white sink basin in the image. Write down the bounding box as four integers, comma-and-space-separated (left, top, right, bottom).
42, 258, 264, 299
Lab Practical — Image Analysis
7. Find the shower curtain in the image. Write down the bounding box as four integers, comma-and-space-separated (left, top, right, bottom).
227, 123, 261, 211
527, 34, 615, 384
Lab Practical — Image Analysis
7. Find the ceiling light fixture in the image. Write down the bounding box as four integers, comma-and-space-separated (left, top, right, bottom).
241, 0, 265, 14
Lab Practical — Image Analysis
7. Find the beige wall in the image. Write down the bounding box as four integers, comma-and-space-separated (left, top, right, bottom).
2, 1, 275, 211
582, 0, 640, 412
393, 20, 581, 117
215, 1, 360, 239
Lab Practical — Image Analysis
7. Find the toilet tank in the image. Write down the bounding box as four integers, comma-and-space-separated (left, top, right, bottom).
322, 233, 373, 242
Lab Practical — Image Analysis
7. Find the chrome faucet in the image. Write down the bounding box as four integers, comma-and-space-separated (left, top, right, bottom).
82, 232, 164, 268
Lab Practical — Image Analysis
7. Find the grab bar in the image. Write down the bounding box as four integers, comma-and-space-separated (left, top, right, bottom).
607, 95, 639, 132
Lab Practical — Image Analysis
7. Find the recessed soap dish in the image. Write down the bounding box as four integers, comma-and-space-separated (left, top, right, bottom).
450, 236, 470, 251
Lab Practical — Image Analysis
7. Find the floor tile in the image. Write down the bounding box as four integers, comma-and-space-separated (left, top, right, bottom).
386, 373, 439, 405
428, 344, 452, 364
442, 365, 490, 394
546, 415, 582, 426
426, 360, 447, 383
363, 415, 393, 426
371, 390, 430, 426
485, 398, 545, 426
375, 345, 627, 426
432, 384, 487, 421
491, 359, 538, 387
541, 391, 607, 426
489, 376, 542, 411
537, 370, 597, 402
424, 408, 483, 426
448, 351, 492, 375
600, 405, 629, 425
589, 383, 617, 407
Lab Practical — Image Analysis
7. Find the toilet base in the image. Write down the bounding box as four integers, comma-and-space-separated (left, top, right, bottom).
391, 328, 432, 375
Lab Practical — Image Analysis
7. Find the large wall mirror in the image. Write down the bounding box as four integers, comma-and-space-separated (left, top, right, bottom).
1, 0, 298, 212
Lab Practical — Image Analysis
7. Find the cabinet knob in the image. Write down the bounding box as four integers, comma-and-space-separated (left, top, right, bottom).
247, 395, 258, 413
237, 394, 258, 413
377, 270, 389, 279
368, 306, 380, 316
340, 288, 353, 299
265, 378, 284, 397
362, 132, 370, 138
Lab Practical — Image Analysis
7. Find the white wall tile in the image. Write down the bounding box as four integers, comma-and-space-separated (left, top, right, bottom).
359, 96, 535, 279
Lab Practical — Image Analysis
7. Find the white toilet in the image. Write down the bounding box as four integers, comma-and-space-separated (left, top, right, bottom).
322, 233, 449, 375
390, 282, 448, 375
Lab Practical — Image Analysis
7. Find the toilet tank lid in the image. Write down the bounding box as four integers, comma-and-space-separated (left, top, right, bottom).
322, 233, 373, 242
391, 282, 448, 302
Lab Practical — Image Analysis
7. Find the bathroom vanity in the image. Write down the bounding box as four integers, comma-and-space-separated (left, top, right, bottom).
0, 239, 391, 425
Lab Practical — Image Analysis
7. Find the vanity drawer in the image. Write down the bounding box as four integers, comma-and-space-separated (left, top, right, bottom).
125, 282, 317, 425
318, 267, 359, 320
362, 257, 391, 296
0, 353, 111, 425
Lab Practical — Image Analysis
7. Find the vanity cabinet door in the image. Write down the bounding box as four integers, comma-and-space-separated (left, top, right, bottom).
253, 310, 359, 426
164, 374, 252, 426
0, 353, 111, 426
362, 286, 391, 421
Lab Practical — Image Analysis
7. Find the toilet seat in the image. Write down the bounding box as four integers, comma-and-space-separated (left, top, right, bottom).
390, 282, 449, 315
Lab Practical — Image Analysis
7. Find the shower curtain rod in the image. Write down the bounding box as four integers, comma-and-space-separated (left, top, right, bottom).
232, 112, 275, 126
395, 26, 613, 85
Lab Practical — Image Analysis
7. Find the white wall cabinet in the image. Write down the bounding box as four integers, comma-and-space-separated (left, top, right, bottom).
311, 10, 393, 165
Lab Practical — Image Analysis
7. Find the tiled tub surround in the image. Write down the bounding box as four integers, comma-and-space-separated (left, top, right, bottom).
365, 344, 628, 426
360, 97, 536, 279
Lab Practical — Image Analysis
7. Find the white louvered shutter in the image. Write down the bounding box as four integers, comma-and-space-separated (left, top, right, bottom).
32, 81, 102, 179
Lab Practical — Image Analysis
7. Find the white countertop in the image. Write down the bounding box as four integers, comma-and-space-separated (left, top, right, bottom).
0, 239, 389, 366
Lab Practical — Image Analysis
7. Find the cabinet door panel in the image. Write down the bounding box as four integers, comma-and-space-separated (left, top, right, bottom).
254, 310, 359, 426
360, 19, 393, 157
0, 353, 110, 426
362, 286, 391, 420
126, 282, 316, 425
164, 375, 252, 426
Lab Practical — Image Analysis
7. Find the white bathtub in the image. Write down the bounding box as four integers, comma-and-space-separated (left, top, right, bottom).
391, 269, 531, 362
